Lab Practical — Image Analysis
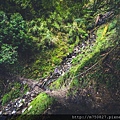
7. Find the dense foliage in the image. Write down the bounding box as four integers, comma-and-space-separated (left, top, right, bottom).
0, 1, 120, 115
0, 11, 34, 71
0, 0, 119, 75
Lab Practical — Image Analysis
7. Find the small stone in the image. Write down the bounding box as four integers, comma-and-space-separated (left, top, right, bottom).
62, 72, 65, 76
28, 102, 31, 106
4, 112, 8, 115
34, 86, 39, 91
31, 93, 35, 97
72, 56, 75, 58
5, 108, 9, 111
14, 104, 17, 107
26, 92, 30, 95
16, 102, 19, 106
12, 110, 16, 114
7, 104, 11, 107
22, 108, 27, 113
22, 99, 25, 102
18, 103, 23, 108
23, 81, 27, 84
18, 99, 22, 103
0, 111, 2, 115
7, 80, 9, 82
28, 105, 32, 111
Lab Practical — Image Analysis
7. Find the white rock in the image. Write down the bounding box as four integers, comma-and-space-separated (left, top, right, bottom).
12, 110, 16, 114
31, 93, 35, 97
7, 80, 9, 82
18, 99, 22, 103
22, 99, 25, 102
28, 102, 31, 106
7, 104, 10, 107
22, 108, 27, 113
5, 108, 9, 111
28, 105, 32, 111
26, 92, 30, 95
62, 72, 65, 76
18, 103, 23, 107
16, 102, 18, 106
0, 111, 2, 115
23, 81, 27, 84
72, 56, 75, 58
14, 104, 17, 107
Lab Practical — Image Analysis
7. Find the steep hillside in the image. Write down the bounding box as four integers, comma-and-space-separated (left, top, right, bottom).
0, 0, 120, 120
7, 10, 120, 120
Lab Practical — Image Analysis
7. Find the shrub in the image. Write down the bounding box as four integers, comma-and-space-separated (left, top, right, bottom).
0, 44, 18, 65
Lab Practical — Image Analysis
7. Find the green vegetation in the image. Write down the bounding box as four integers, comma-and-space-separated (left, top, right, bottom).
16, 92, 54, 120
0, 0, 119, 79
0, 0, 120, 117
1, 82, 29, 105
49, 17, 119, 94
0, 0, 95, 78
49, 72, 70, 90
22, 39, 74, 79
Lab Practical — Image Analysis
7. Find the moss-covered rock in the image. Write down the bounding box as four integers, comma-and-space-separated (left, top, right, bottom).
16, 92, 54, 120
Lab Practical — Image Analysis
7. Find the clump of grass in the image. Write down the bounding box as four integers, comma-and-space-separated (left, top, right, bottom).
49, 72, 70, 90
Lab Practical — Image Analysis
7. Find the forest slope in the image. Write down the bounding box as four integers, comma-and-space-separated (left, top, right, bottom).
0, 0, 120, 119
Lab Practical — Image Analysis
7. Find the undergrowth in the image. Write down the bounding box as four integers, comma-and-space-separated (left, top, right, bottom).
49, 17, 118, 92
1, 82, 29, 105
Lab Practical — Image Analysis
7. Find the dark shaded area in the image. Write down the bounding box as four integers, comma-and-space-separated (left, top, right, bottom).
44, 87, 120, 115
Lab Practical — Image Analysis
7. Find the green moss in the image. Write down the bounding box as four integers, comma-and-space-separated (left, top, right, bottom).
49, 72, 70, 90
16, 92, 54, 120
49, 77, 64, 90
22, 38, 74, 79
